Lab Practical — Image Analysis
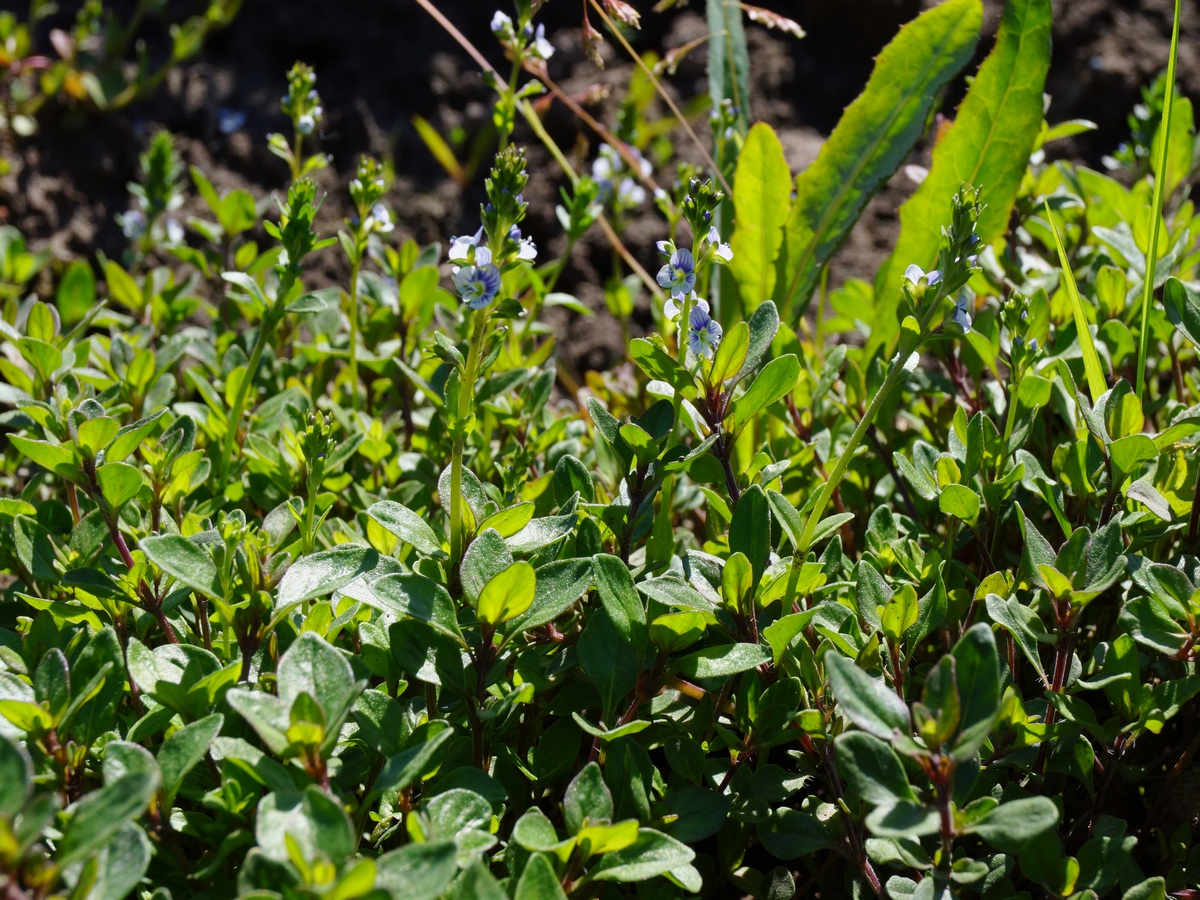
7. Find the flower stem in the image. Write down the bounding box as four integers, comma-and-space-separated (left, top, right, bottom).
347, 257, 362, 411
215, 273, 294, 495
449, 310, 488, 576
796, 347, 913, 556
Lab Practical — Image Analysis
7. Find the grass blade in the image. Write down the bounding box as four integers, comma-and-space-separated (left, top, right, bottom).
1136, 0, 1183, 401
1043, 198, 1107, 404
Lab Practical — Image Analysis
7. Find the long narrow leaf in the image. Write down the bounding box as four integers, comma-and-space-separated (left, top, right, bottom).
875, 0, 1051, 334
775, 0, 982, 320
1136, 0, 1183, 400
1043, 199, 1107, 404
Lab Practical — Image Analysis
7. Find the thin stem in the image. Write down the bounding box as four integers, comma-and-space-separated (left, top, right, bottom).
347, 257, 362, 411
588, 0, 732, 196
215, 315, 275, 493
449, 311, 488, 575
796, 349, 912, 556
1136, 0, 1182, 400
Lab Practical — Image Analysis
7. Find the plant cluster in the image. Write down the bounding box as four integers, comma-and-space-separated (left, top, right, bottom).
1, 0, 1199, 898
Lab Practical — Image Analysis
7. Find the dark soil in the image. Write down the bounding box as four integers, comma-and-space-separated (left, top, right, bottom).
1, 0, 1194, 373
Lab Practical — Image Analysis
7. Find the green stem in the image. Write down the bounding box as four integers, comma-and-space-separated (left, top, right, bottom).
347, 257, 362, 410
449, 311, 488, 574
795, 348, 912, 556
215, 273, 294, 494
1135, 0, 1182, 401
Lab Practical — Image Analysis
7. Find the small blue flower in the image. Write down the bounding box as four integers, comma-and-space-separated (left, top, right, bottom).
904, 264, 942, 287
704, 225, 733, 262
657, 248, 696, 299
664, 292, 707, 322
508, 226, 537, 261
688, 305, 722, 358
454, 247, 502, 309
449, 228, 484, 263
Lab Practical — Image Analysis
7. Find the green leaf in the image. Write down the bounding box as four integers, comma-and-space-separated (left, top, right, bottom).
106, 410, 165, 464
826, 654, 910, 740
967, 796, 1059, 851
158, 713, 223, 803
729, 485, 771, 583
592, 553, 648, 657
57, 771, 158, 866
367, 500, 444, 556
96, 462, 143, 509
277, 544, 379, 608
7, 435, 79, 481
1110, 434, 1158, 475
737, 300, 782, 382
758, 805, 837, 860
1044, 200, 1108, 403
140, 534, 222, 601
726, 354, 801, 435
477, 561, 537, 627
779, 0, 982, 317
730, 124, 791, 308
584, 827, 696, 883
951, 623, 1001, 759
371, 726, 453, 799
1137, 0, 1185, 400
649, 611, 710, 655
371, 573, 465, 643
278, 633, 364, 745
506, 558, 592, 636
939, 483, 981, 524
675, 642, 770, 679
0, 736, 31, 818
629, 338, 696, 396
836, 731, 917, 805
515, 853, 568, 900
710, 321, 750, 385
565, 761, 613, 835
1164, 277, 1200, 349
706, 0, 750, 137
865, 800, 941, 838
255, 786, 354, 865
578, 610, 638, 722
461, 529, 512, 605
374, 841, 459, 900
877, 0, 1051, 328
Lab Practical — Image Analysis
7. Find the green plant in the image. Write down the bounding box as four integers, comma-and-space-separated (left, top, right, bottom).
1, 1, 1199, 898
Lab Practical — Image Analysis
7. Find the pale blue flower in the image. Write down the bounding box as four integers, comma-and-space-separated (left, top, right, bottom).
448, 228, 484, 263
953, 294, 972, 331
491, 10, 512, 34
508, 226, 537, 261
664, 293, 707, 322
529, 23, 554, 59
657, 248, 696, 299
454, 247, 502, 309
705, 225, 733, 262
904, 264, 941, 287
688, 305, 722, 358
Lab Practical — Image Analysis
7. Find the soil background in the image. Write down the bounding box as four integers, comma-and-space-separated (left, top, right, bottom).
1, 0, 1196, 373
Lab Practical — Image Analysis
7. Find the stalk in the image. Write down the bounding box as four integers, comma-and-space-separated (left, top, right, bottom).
1135, 0, 1183, 402
449, 311, 488, 573
215, 271, 295, 493
796, 350, 911, 555
347, 257, 362, 410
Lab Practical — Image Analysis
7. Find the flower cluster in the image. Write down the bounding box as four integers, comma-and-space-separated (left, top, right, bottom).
592, 142, 652, 210
654, 221, 732, 359
491, 10, 554, 61
281, 62, 323, 136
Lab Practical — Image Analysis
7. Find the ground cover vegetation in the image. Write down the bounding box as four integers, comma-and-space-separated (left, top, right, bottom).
1, 0, 1199, 897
